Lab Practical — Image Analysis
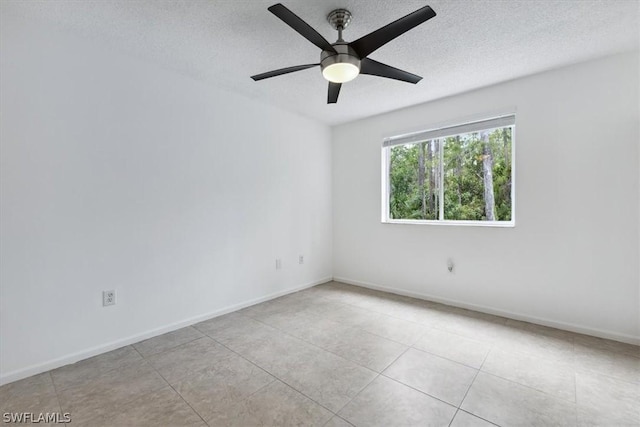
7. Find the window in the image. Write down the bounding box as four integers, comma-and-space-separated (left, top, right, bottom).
382, 115, 515, 226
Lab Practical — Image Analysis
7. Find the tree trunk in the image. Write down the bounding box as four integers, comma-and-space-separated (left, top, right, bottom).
455, 136, 462, 207
481, 132, 496, 221
502, 128, 510, 171
418, 142, 426, 218
427, 140, 435, 216
388, 151, 393, 218
502, 128, 511, 207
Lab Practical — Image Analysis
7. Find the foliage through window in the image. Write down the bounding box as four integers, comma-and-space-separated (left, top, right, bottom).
383, 115, 514, 224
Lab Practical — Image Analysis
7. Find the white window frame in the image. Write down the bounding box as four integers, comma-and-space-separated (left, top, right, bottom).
381, 114, 516, 227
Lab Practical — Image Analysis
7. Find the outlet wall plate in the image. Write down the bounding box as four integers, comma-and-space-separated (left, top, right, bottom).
103, 290, 116, 306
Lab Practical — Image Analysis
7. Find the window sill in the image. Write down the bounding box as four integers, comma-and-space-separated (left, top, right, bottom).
382, 219, 515, 228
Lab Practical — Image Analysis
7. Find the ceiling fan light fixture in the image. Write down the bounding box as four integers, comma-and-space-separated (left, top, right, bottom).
320, 44, 361, 84
322, 62, 359, 83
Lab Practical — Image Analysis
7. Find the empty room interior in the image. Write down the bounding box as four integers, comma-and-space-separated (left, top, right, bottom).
1, 0, 639, 426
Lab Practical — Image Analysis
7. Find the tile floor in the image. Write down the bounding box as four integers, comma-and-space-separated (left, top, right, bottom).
1, 281, 639, 426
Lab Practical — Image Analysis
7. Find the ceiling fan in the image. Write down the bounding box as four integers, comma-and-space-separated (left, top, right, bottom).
250, 3, 437, 104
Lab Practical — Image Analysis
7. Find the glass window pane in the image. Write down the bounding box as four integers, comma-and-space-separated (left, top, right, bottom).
442, 127, 512, 221
388, 140, 440, 220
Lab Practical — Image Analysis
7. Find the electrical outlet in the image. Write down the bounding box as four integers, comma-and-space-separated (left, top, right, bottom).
275, 258, 282, 270
103, 290, 116, 306
299, 255, 304, 265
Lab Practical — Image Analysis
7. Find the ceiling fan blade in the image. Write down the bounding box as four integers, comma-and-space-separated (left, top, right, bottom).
268, 4, 337, 53
328, 82, 341, 104
349, 5, 436, 58
251, 63, 319, 81
360, 58, 422, 84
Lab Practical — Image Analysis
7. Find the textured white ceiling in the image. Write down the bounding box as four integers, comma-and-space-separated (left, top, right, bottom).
3, 0, 639, 125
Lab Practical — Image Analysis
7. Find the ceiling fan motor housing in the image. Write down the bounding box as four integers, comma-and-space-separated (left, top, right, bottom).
320, 43, 361, 77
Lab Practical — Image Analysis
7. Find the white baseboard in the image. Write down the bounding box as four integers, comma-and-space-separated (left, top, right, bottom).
333, 276, 640, 346
0, 276, 332, 386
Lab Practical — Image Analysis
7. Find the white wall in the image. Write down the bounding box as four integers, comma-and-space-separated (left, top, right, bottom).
333, 52, 640, 343
0, 10, 332, 382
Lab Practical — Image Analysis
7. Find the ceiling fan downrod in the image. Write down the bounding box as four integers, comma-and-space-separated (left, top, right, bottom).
327, 9, 352, 43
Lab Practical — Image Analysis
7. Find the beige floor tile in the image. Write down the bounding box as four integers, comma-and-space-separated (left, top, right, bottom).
574, 334, 640, 359
342, 292, 407, 313
383, 348, 477, 406
308, 282, 381, 307
50, 345, 142, 391
222, 323, 312, 372
575, 371, 640, 425
205, 316, 378, 412
413, 328, 490, 369
324, 329, 407, 372
256, 307, 344, 340
577, 406, 640, 426
324, 415, 354, 427
147, 337, 235, 384
208, 380, 333, 427
75, 387, 205, 426
303, 302, 380, 329
339, 375, 456, 427
287, 320, 407, 372
299, 281, 352, 297
574, 344, 640, 383
369, 298, 446, 326
173, 353, 275, 422
237, 291, 317, 318
359, 313, 427, 346
481, 348, 576, 402
436, 309, 510, 343
258, 340, 377, 412
133, 326, 203, 357
450, 410, 497, 427
0, 373, 61, 421
494, 322, 575, 363
505, 319, 577, 341
57, 360, 167, 424
461, 372, 577, 426
194, 312, 280, 349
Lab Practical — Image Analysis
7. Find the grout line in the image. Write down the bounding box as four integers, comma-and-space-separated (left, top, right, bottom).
228, 307, 390, 417
456, 409, 502, 427
131, 346, 209, 426
323, 415, 356, 427
447, 348, 493, 427
458, 346, 490, 407
47, 371, 67, 423
448, 409, 459, 427
332, 345, 414, 416
239, 308, 386, 377
377, 371, 458, 410
132, 328, 205, 359
133, 344, 210, 427
406, 343, 488, 371
63, 350, 178, 426
474, 368, 582, 406
47, 345, 144, 393
477, 347, 588, 406
202, 334, 340, 416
